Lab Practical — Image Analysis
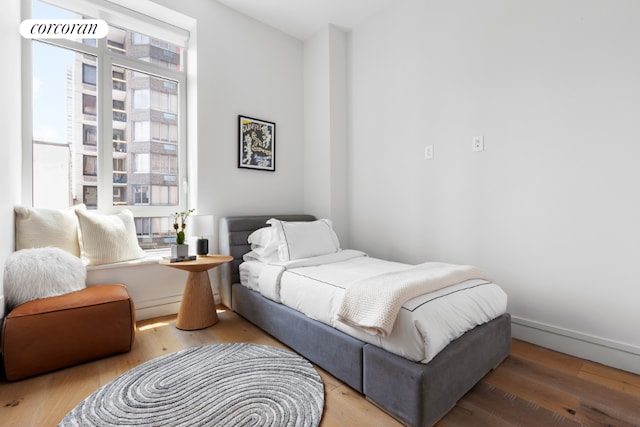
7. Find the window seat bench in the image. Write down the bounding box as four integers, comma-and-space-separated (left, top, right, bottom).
85, 249, 169, 271
86, 250, 199, 321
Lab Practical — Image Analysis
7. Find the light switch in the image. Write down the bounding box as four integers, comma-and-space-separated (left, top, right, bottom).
425, 145, 434, 159
472, 136, 484, 152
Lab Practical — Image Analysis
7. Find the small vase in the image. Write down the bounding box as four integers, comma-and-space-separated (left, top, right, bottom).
171, 244, 189, 258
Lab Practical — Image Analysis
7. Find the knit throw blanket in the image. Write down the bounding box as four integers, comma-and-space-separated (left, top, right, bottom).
336, 262, 489, 337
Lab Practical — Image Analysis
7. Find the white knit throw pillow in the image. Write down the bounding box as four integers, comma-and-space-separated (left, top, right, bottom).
3, 247, 87, 310
75, 209, 145, 265
14, 205, 85, 257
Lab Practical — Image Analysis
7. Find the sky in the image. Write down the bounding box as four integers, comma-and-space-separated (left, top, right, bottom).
32, 0, 81, 144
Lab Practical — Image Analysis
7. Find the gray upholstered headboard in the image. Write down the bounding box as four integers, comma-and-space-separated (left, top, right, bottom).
218, 215, 316, 309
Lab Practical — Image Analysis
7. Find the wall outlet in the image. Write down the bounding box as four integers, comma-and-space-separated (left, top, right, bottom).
424, 145, 434, 159
472, 136, 484, 152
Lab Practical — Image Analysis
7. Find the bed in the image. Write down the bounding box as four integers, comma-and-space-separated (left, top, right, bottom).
219, 215, 511, 427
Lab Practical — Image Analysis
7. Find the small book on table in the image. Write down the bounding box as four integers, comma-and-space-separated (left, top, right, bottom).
163, 255, 197, 263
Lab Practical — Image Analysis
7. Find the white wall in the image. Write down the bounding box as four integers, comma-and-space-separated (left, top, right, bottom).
328, 27, 349, 246
0, 1, 24, 319
348, 0, 640, 373
304, 29, 331, 222
303, 26, 349, 245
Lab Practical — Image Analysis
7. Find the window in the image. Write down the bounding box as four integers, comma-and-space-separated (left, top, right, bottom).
112, 100, 125, 111
135, 217, 152, 236
112, 69, 126, 91
28, 0, 190, 249
83, 124, 97, 146
134, 121, 150, 141
151, 153, 178, 174
112, 99, 126, 122
134, 89, 150, 109
151, 122, 178, 142
134, 216, 174, 250
133, 184, 150, 205
133, 153, 150, 173
83, 186, 97, 208
113, 128, 126, 153
113, 187, 126, 205
82, 63, 96, 85
151, 185, 178, 205
82, 94, 97, 115
151, 91, 178, 113
113, 158, 125, 172
132, 33, 150, 46
83, 155, 97, 176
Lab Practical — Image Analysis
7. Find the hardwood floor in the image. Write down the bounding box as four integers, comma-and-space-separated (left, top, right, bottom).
1, 308, 639, 426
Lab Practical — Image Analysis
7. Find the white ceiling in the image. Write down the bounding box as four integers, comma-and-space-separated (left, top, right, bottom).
215, 0, 397, 40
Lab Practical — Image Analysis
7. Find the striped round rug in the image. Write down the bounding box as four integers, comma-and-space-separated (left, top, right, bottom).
59, 343, 324, 427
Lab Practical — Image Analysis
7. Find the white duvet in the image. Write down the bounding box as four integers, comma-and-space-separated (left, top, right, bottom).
240, 250, 508, 363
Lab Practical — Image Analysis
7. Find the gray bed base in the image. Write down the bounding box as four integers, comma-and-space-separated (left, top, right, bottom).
219, 215, 512, 427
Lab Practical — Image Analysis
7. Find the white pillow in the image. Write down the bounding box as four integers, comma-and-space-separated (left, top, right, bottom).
243, 226, 280, 263
75, 209, 145, 265
3, 247, 87, 310
14, 205, 85, 257
267, 218, 341, 261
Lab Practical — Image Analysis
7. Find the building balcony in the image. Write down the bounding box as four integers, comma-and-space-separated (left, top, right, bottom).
113, 172, 127, 184
107, 40, 126, 54
113, 141, 127, 154
113, 120, 127, 131
111, 88, 127, 101
112, 78, 126, 91
113, 110, 127, 122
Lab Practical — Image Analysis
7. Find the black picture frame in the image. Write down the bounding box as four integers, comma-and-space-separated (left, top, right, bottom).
238, 115, 276, 171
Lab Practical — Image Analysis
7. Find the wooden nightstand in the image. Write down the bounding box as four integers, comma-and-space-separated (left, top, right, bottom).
159, 255, 233, 330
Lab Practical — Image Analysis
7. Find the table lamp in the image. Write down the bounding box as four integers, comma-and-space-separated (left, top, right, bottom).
190, 215, 214, 255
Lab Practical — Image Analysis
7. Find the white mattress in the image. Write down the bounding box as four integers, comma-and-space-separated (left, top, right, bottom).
239, 251, 507, 363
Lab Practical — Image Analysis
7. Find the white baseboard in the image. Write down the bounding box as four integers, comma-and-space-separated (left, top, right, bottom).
511, 315, 640, 375
133, 293, 221, 321
134, 296, 181, 321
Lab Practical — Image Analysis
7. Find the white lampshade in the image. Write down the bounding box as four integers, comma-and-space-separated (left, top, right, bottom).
190, 215, 214, 238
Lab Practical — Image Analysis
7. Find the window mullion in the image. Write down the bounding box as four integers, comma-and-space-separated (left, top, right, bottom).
33, 38, 100, 57
177, 67, 188, 213
97, 54, 114, 212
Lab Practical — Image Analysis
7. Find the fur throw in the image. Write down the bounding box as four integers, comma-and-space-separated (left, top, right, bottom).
3, 247, 86, 311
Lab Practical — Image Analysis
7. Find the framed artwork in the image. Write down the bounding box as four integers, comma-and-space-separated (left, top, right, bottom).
238, 115, 276, 171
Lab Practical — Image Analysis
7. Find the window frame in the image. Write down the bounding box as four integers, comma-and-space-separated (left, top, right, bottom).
24, 0, 189, 220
